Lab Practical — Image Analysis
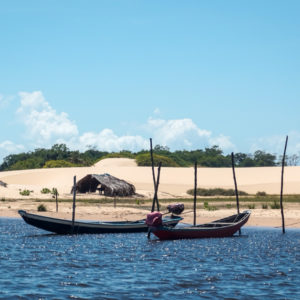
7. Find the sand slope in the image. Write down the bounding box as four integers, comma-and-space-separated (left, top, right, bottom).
0, 158, 300, 200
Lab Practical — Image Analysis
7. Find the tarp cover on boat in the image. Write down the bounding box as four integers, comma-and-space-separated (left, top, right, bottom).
167, 203, 184, 215
146, 212, 163, 227
74, 173, 136, 197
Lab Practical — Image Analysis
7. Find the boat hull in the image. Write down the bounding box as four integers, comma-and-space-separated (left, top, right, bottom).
149, 211, 251, 240
18, 210, 182, 234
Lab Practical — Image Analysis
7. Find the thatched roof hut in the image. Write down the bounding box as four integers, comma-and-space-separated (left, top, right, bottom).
74, 173, 136, 197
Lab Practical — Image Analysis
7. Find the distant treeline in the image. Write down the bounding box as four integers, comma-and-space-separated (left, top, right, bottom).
0, 143, 298, 171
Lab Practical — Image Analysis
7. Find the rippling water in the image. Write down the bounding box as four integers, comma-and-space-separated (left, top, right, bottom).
1, 218, 300, 299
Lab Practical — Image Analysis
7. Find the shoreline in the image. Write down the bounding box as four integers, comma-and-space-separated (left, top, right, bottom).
1, 199, 300, 228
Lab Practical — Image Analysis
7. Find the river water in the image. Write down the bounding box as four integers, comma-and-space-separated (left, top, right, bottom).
0, 218, 300, 299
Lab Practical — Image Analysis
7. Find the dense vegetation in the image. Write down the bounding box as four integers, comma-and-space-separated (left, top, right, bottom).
187, 188, 248, 197
0, 143, 294, 171
0, 144, 108, 171
142, 145, 281, 167
135, 153, 179, 167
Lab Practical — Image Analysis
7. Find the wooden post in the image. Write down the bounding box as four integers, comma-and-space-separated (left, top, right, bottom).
193, 161, 197, 226
231, 152, 241, 235
155, 163, 161, 212
280, 136, 288, 234
55, 189, 58, 213
153, 162, 162, 212
150, 138, 157, 212
72, 176, 76, 233
231, 152, 240, 214
148, 162, 162, 239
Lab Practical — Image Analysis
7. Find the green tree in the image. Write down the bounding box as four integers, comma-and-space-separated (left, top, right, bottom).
9, 158, 44, 170
43, 160, 76, 168
135, 153, 179, 167
253, 150, 276, 166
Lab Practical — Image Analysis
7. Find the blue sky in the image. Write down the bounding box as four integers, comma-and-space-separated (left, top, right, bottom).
0, 0, 300, 163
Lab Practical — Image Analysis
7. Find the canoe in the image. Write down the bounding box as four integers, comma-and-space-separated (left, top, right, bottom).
18, 210, 183, 234
147, 210, 251, 240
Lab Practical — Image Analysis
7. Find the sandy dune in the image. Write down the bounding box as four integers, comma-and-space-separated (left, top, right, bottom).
0, 158, 300, 200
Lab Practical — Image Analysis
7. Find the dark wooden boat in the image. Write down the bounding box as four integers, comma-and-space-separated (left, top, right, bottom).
18, 210, 183, 234
147, 210, 251, 240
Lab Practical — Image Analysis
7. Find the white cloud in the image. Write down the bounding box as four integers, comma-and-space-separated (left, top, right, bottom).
17, 91, 78, 145
76, 118, 234, 153
18, 91, 49, 110
74, 117, 230, 153
0, 91, 237, 161
6, 90, 300, 163
250, 132, 300, 156
66, 115, 224, 153
79, 129, 149, 152
0, 140, 25, 161
250, 136, 283, 154
208, 134, 235, 150
0, 140, 25, 153
145, 117, 212, 149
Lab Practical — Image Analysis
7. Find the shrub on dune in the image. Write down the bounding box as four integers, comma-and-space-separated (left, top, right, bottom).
43, 160, 76, 168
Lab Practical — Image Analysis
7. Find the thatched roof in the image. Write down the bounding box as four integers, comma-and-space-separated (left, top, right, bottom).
74, 173, 135, 197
